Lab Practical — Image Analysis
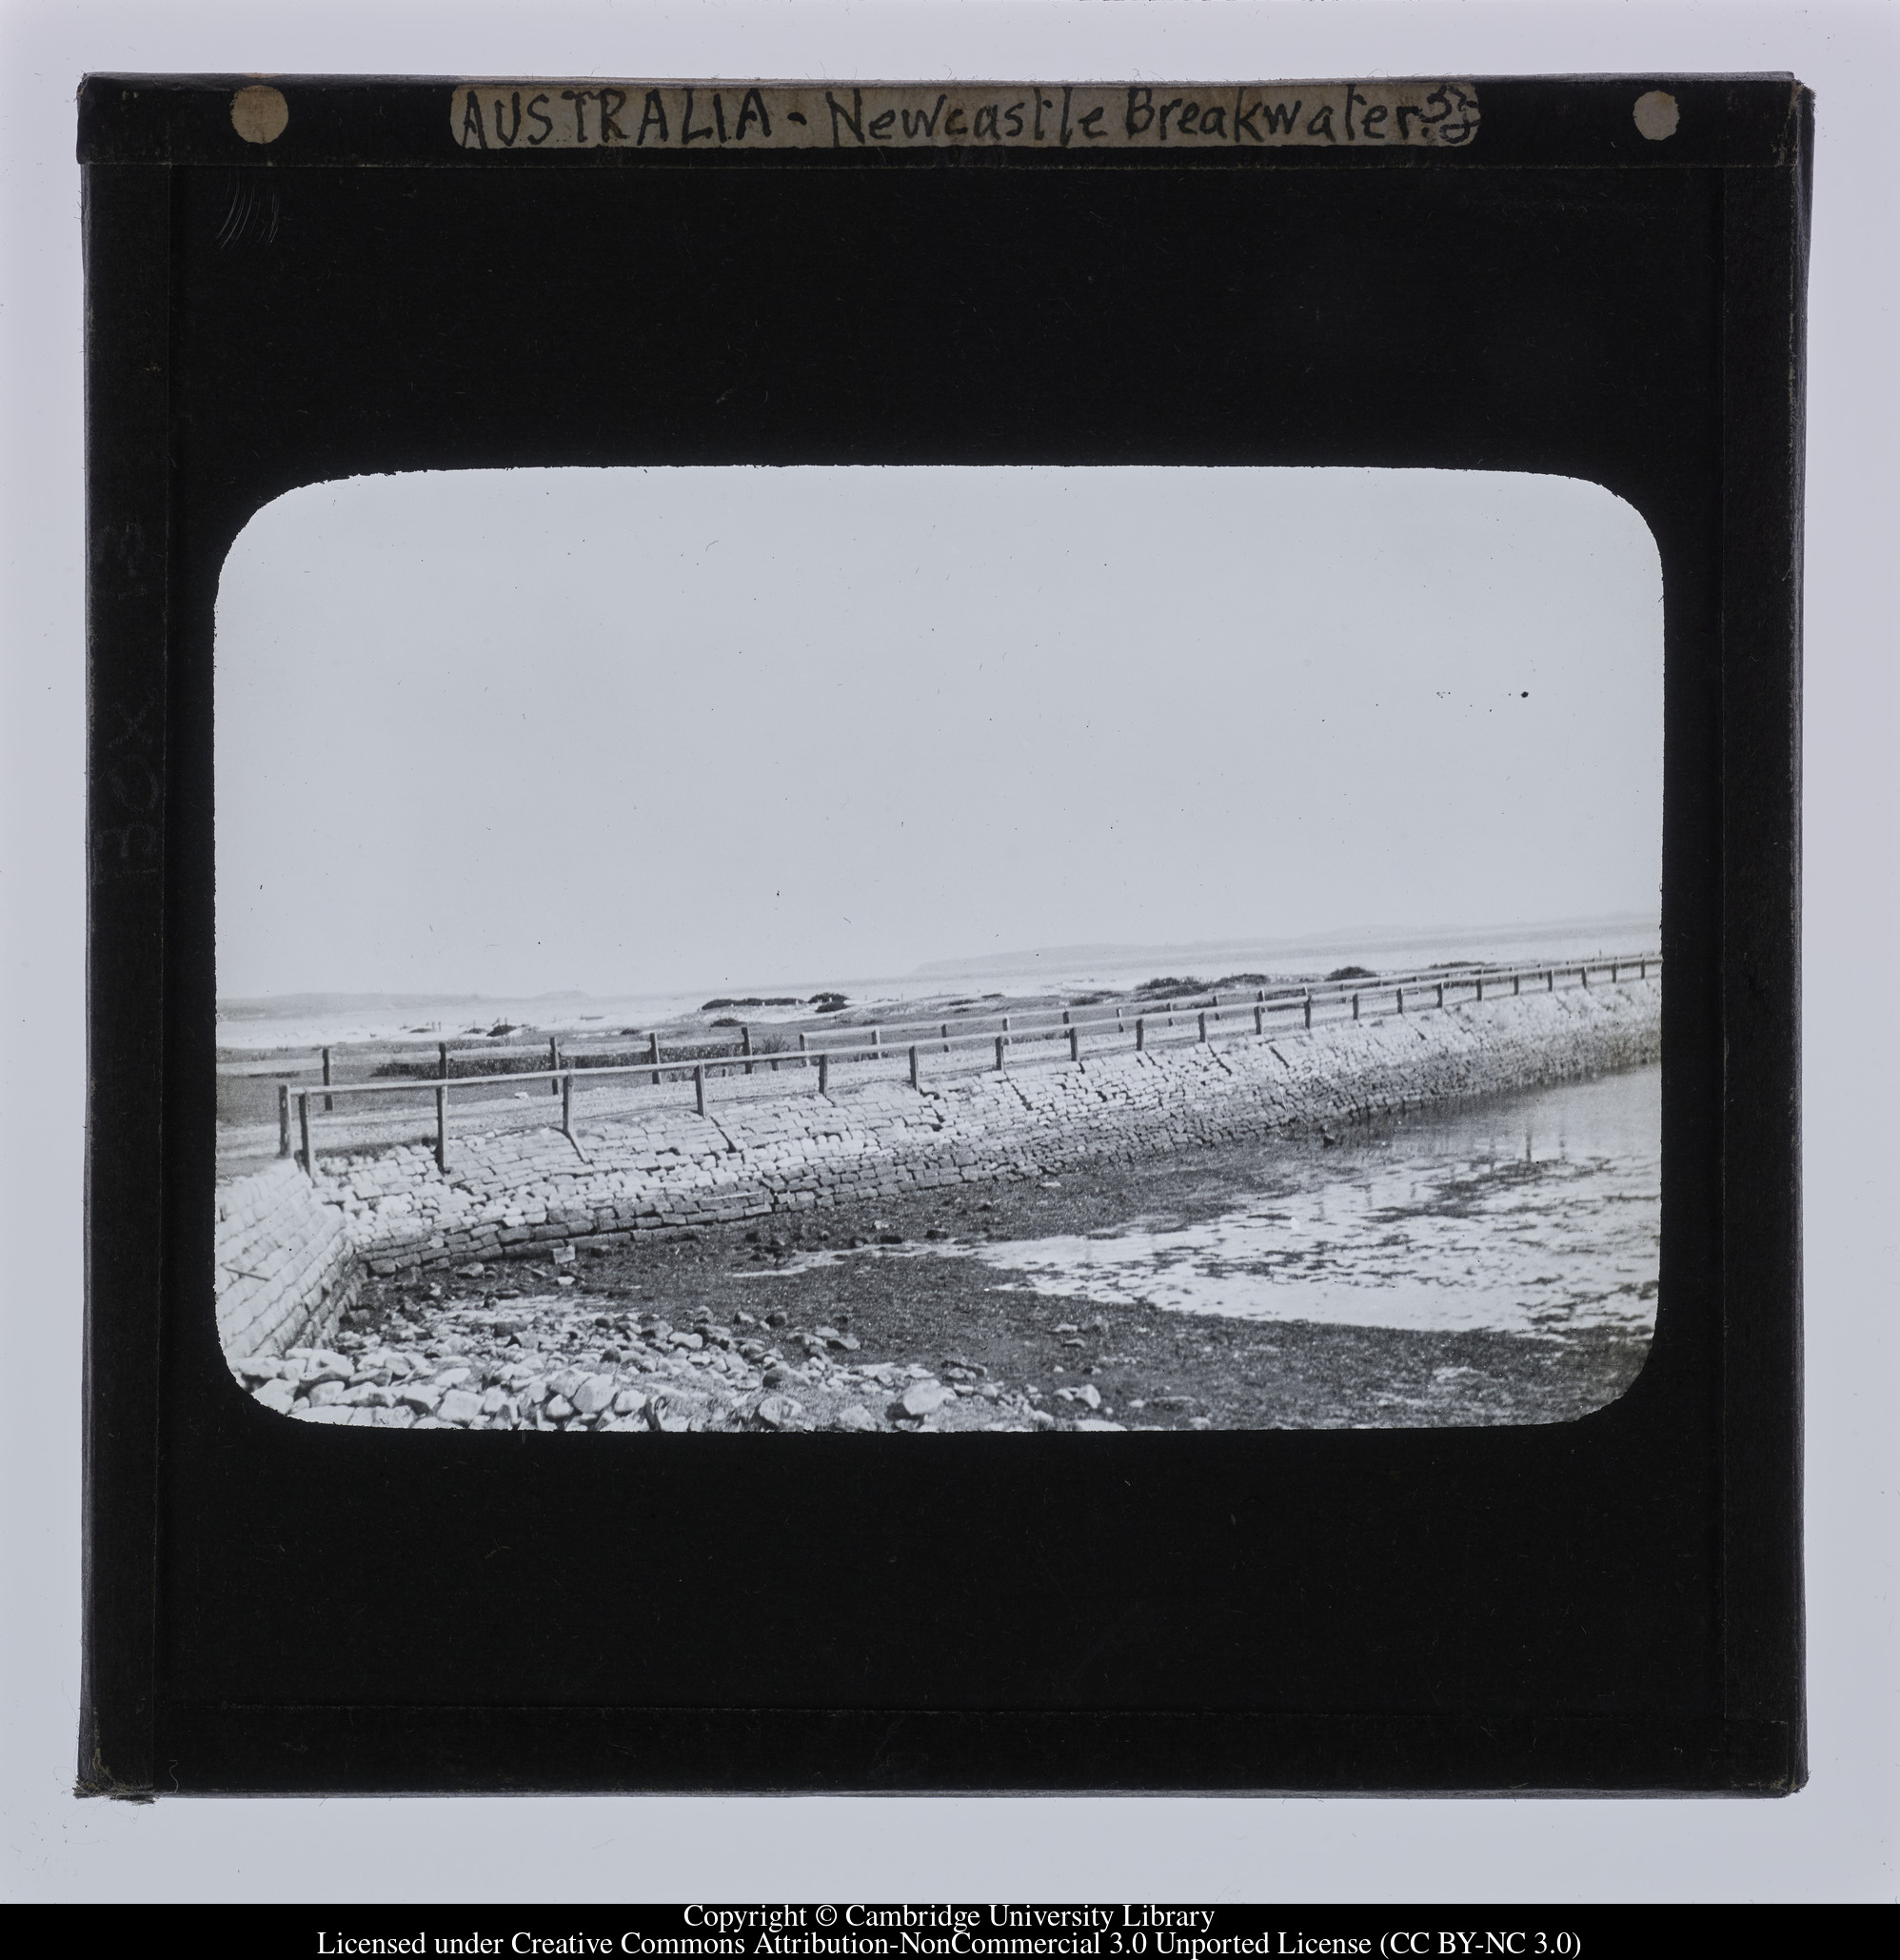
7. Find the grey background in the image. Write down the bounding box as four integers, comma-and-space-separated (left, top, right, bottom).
4, 0, 1892, 1907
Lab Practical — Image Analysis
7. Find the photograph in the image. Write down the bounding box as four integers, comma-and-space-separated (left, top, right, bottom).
214, 463, 1664, 1437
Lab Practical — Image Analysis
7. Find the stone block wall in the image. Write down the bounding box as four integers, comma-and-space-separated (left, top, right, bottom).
214, 1158, 364, 1357
301, 980, 1661, 1279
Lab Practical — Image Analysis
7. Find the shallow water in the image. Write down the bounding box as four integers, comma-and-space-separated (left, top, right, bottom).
764, 1067, 1660, 1341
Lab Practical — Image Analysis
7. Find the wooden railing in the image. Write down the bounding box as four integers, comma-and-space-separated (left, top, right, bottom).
279, 953, 1660, 1175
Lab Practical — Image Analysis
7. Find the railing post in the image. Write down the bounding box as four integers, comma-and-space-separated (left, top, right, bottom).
1513, 974, 1520, 996
799, 1031, 809, 1069
1546, 968, 1554, 992
1474, 977, 1483, 1003
435, 1084, 448, 1171
694, 1063, 706, 1117
1069, 1025, 1080, 1062
1581, 966, 1590, 988
1197, 1011, 1207, 1043
1303, 993, 1313, 1030
1395, 987, 1405, 1016
321, 1045, 332, 1112
1611, 962, 1618, 983
1254, 1004, 1264, 1035
995, 1035, 1006, 1071
1436, 982, 1445, 1009
438, 1041, 448, 1079
1352, 992, 1360, 1020
742, 1024, 753, 1075
1639, 959, 1647, 980
818, 1052, 829, 1095
277, 1083, 290, 1157
649, 1031, 662, 1085
298, 1091, 315, 1178
1136, 1017, 1146, 1053
909, 1043, 920, 1090
941, 1021, 951, 1053
562, 1070, 573, 1138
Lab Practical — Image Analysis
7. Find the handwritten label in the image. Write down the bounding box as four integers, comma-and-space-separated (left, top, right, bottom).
450, 81, 1481, 153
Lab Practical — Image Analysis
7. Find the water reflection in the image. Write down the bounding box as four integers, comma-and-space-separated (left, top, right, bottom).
963, 1067, 1660, 1337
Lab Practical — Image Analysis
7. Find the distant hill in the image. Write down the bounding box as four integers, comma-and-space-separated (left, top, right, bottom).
908, 915, 1659, 981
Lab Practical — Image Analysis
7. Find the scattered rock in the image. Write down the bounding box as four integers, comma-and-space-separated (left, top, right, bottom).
571, 1374, 616, 1416
545, 1395, 575, 1420
232, 1356, 283, 1383
254, 1377, 297, 1416
831, 1405, 879, 1432
306, 1380, 346, 1408
439, 1388, 484, 1425
397, 1382, 442, 1414
1073, 1418, 1127, 1432
895, 1379, 953, 1419
613, 1388, 648, 1417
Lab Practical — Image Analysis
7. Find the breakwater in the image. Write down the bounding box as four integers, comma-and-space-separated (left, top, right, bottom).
214, 1158, 364, 1357
214, 980, 1658, 1357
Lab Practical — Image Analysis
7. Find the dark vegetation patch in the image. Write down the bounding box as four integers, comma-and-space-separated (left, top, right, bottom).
1325, 964, 1378, 981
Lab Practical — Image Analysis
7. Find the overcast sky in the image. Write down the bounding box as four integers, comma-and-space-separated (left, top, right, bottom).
214, 466, 1663, 1000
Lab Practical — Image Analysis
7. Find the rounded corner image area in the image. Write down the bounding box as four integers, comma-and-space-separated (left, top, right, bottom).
212, 465, 1663, 1436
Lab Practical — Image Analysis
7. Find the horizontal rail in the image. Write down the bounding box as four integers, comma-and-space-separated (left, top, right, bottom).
281, 954, 1661, 1172
272, 952, 1664, 1079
